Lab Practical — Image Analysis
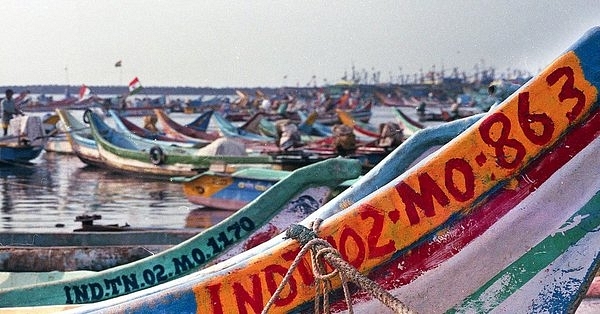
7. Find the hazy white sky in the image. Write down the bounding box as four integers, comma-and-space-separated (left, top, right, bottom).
1, 0, 599, 88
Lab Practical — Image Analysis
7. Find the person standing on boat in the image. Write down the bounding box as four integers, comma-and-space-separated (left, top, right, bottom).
1, 89, 23, 136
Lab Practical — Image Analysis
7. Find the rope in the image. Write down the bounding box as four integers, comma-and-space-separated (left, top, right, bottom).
262, 219, 417, 314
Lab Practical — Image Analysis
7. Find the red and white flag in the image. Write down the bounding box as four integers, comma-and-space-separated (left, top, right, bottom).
128, 77, 143, 95
79, 84, 91, 100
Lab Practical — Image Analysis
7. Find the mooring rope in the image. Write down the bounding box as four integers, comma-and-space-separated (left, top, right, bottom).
262, 219, 417, 314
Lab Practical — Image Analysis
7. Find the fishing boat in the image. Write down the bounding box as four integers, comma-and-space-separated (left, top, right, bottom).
153, 109, 221, 143
85, 109, 273, 177
0, 83, 488, 310
211, 111, 276, 143
106, 109, 205, 145
40, 114, 74, 154
29, 27, 600, 313
174, 167, 357, 211
0, 157, 362, 306
55, 109, 103, 167
296, 111, 332, 137
392, 106, 426, 137
335, 108, 382, 139
0, 116, 46, 164
0, 225, 201, 274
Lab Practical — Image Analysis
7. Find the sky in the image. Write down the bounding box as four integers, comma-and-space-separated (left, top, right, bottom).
1, 0, 599, 88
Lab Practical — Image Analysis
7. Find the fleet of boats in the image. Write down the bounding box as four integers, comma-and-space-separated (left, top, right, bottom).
0, 26, 599, 313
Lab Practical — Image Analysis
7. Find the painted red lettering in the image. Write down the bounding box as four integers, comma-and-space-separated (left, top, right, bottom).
207, 283, 224, 314
396, 174, 450, 225
264, 264, 297, 306
232, 274, 263, 314
479, 113, 526, 169
444, 158, 475, 202
518, 92, 554, 145
282, 248, 315, 286
360, 205, 396, 258
546, 66, 585, 121
338, 227, 366, 268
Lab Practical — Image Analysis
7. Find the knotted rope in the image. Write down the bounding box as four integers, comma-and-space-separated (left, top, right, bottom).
262, 219, 417, 314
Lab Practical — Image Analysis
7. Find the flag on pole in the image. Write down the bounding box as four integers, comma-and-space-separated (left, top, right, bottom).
115, 60, 122, 67
79, 84, 91, 100
128, 77, 143, 95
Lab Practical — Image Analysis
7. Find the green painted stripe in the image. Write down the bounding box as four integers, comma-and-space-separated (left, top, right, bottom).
448, 190, 600, 313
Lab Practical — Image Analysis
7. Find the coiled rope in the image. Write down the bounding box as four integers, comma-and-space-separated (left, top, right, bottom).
262, 219, 417, 314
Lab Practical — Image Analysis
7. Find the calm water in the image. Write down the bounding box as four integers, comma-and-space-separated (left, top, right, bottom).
0, 106, 408, 233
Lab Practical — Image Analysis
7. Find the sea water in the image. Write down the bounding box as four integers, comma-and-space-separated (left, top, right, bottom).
0, 105, 416, 233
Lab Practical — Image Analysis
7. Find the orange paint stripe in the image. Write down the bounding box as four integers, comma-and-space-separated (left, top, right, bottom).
192, 52, 598, 313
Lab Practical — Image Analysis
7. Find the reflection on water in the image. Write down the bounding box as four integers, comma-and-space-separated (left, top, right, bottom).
185, 208, 235, 229
0, 107, 402, 233
0, 153, 211, 232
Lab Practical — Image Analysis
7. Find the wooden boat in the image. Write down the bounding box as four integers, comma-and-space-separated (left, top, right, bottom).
0, 226, 200, 273
212, 111, 275, 143
0, 157, 362, 306
153, 109, 220, 142
106, 109, 204, 145
392, 106, 425, 137
174, 167, 357, 211
0, 87, 486, 310
31, 27, 600, 313
85, 109, 272, 177
41, 114, 74, 154
335, 108, 382, 139
296, 111, 332, 137
182, 109, 213, 132
302, 102, 373, 126
55, 109, 103, 167
0, 116, 46, 164
43, 134, 73, 154
416, 101, 484, 122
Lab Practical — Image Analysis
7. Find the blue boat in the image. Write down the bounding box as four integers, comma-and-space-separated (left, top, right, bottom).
0, 116, 46, 164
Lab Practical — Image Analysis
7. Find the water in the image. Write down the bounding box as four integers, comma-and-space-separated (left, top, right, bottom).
0, 106, 414, 233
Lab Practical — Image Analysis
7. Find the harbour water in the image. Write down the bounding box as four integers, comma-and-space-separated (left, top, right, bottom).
0, 105, 406, 233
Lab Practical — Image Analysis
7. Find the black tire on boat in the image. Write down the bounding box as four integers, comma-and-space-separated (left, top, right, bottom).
83, 109, 93, 124
149, 145, 165, 165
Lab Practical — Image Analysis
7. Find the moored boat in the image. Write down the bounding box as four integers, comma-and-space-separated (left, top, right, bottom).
0, 116, 47, 165
153, 109, 220, 143
31, 27, 600, 313
85, 109, 272, 177
174, 167, 357, 211
0, 157, 362, 306
107, 109, 204, 146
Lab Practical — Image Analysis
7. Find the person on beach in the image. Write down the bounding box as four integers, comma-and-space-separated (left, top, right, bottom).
1, 89, 23, 136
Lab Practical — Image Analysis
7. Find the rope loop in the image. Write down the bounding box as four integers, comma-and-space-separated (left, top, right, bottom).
262, 219, 417, 314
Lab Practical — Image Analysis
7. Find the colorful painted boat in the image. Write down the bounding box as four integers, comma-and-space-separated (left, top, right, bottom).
55, 109, 103, 167
0, 79, 487, 311
174, 167, 357, 211
212, 111, 276, 143
43, 134, 73, 154
31, 27, 599, 313
85, 109, 272, 177
0, 116, 46, 164
335, 108, 382, 139
0, 157, 361, 306
392, 106, 426, 137
107, 109, 206, 146
296, 110, 332, 137
153, 109, 221, 142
